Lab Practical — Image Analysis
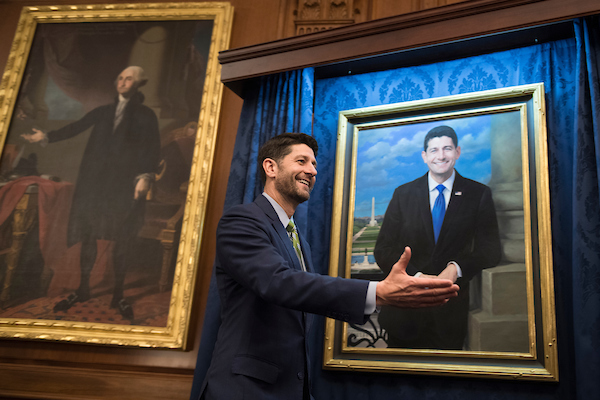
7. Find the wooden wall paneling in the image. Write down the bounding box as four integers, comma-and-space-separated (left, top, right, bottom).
218, 0, 600, 93
279, 0, 464, 41
0, 2, 24, 73
0, 363, 193, 400
370, 0, 419, 20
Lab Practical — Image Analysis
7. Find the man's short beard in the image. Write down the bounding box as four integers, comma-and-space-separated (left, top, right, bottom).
275, 177, 310, 205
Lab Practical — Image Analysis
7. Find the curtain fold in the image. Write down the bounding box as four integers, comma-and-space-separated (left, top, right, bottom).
571, 16, 600, 400
221, 69, 314, 228
189, 68, 314, 400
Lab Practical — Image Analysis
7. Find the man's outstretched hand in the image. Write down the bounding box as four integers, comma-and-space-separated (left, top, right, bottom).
376, 247, 459, 308
21, 128, 45, 143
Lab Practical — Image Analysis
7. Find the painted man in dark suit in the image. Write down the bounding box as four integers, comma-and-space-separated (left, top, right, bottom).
21, 66, 160, 320
374, 125, 501, 350
200, 133, 459, 400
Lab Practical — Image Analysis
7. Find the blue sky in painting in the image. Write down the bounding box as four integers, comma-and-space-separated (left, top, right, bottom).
354, 114, 493, 218
45, 76, 85, 120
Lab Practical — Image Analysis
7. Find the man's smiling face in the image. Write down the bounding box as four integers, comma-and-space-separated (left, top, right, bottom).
273, 144, 317, 205
421, 135, 461, 183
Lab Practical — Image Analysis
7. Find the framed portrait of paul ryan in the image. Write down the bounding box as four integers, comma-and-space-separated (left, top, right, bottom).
324, 83, 558, 381
0, 3, 233, 349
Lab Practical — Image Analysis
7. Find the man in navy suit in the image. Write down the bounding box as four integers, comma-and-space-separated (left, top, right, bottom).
200, 133, 460, 399
374, 125, 501, 350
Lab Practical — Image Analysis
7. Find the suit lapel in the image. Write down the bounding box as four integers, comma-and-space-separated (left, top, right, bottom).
297, 231, 313, 273
255, 195, 304, 271
416, 175, 436, 245
296, 229, 314, 332
437, 172, 465, 246
255, 195, 313, 332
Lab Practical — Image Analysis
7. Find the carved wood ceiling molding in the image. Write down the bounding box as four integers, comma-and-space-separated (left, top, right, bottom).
294, 0, 359, 35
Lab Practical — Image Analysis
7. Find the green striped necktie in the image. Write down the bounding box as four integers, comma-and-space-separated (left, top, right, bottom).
286, 220, 305, 271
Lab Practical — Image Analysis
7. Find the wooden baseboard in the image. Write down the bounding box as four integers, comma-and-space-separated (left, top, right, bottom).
0, 363, 193, 400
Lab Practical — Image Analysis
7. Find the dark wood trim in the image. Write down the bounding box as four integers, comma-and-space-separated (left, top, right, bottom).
219, 0, 543, 63
0, 363, 193, 400
219, 0, 600, 95
314, 20, 574, 80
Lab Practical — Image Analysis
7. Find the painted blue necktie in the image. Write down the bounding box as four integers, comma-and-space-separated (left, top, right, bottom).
432, 184, 446, 243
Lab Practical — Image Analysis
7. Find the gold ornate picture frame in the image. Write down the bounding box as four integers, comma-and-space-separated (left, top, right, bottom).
324, 83, 558, 381
0, 3, 233, 349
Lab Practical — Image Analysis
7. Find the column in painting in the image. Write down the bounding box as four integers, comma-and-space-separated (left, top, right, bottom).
467, 111, 529, 353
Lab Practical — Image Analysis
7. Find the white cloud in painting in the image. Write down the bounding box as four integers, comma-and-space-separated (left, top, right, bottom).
357, 158, 395, 187
359, 128, 394, 144
365, 140, 394, 159
364, 127, 426, 161
389, 128, 427, 157
457, 127, 490, 158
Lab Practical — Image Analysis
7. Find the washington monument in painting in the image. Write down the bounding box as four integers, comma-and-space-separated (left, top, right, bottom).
368, 197, 378, 227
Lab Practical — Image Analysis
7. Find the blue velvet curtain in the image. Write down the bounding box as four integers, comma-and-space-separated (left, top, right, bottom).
189, 69, 315, 400
570, 16, 600, 400
191, 16, 600, 400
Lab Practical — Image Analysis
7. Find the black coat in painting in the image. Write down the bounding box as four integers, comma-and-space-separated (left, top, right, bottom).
373, 172, 501, 350
47, 92, 160, 246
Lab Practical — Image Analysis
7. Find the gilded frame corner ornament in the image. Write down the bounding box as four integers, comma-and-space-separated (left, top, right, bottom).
324, 83, 558, 381
0, 3, 233, 349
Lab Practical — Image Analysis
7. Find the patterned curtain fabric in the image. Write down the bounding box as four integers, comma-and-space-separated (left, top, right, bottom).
307, 21, 598, 400
189, 69, 314, 400
222, 68, 315, 229
190, 16, 600, 400
571, 16, 600, 400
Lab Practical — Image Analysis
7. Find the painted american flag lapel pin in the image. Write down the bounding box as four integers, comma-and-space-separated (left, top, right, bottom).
455, 191, 462, 196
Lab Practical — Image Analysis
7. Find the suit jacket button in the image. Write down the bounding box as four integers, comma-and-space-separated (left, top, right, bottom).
297, 372, 304, 380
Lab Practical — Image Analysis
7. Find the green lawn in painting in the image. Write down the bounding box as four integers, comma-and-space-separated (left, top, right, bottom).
352, 225, 380, 254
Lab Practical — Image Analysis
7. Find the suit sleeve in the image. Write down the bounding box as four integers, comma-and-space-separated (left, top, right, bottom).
216, 206, 370, 325
451, 185, 501, 281
47, 108, 101, 143
374, 188, 421, 276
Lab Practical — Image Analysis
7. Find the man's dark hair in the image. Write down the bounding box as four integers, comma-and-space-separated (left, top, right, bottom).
258, 133, 319, 185
423, 125, 458, 151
